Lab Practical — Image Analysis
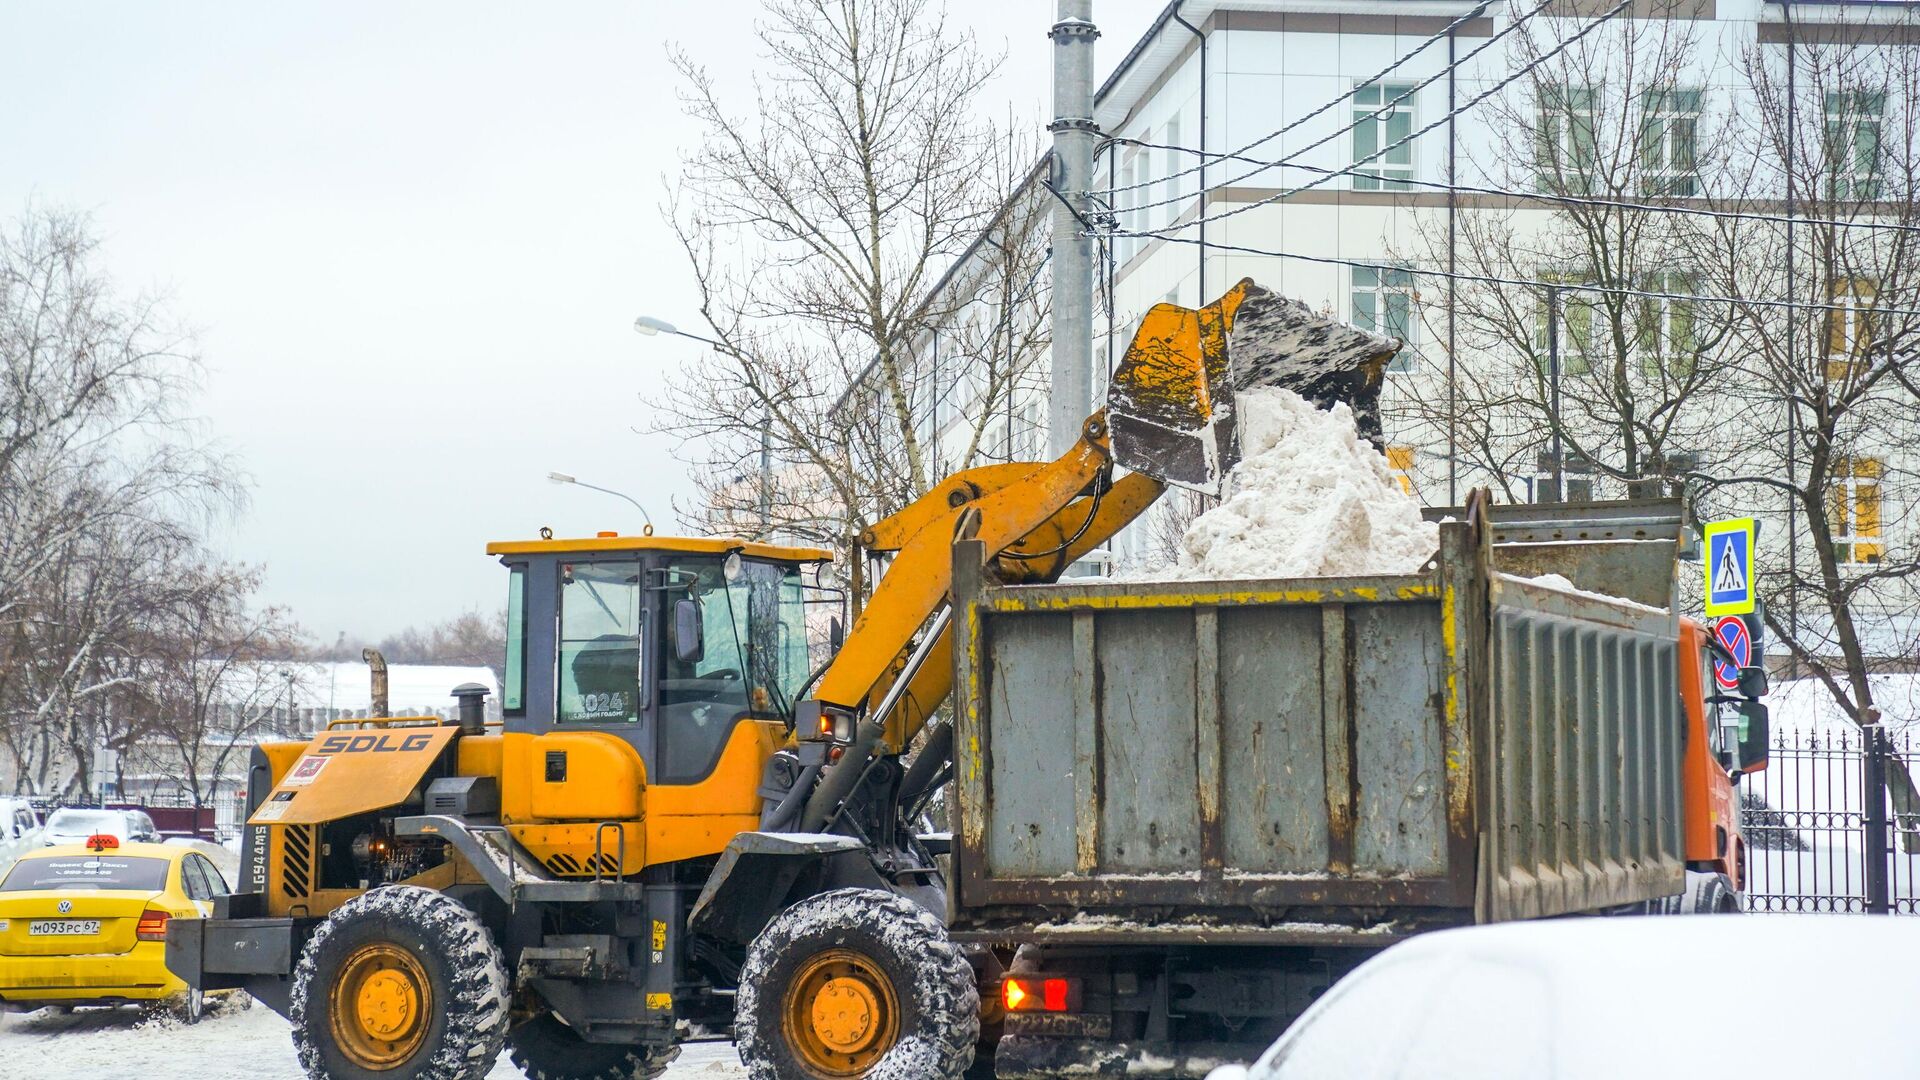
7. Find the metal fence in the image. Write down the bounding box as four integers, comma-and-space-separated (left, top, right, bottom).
27, 790, 250, 844
1740, 724, 1920, 914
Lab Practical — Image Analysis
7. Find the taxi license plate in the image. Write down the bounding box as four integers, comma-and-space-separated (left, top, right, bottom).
29, 919, 100, 936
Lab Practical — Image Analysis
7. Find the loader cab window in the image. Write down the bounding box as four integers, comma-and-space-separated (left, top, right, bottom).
503, 564, 527, 714
557, 560, 643, 725
657, 556, 811, 780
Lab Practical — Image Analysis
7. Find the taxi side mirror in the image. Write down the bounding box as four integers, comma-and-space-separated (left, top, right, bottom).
673, 598, 705, 664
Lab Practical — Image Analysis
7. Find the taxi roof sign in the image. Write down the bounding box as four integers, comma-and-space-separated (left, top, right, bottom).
1703, 517, 1757, 617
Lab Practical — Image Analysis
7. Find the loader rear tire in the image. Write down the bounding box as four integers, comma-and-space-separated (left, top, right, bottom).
507, 1011, 679, 1080
289, 885, 509, 1080
736, 888, 978, 1080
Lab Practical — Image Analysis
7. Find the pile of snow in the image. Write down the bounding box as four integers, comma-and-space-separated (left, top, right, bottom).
1144, 387, 1437, 580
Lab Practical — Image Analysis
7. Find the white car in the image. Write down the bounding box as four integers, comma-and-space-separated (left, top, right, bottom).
1210, 916, 1920, 1080
39, 807, 161, 847
0, 798, 42, 865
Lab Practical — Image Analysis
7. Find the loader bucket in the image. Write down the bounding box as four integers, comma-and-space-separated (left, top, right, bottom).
1106, 278, 1401, 495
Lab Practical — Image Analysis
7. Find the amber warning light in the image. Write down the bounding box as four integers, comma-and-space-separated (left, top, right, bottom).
1002, 976, 1076, 1012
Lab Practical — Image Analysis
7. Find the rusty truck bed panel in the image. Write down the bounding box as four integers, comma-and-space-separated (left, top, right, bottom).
949, 516, 1686, 939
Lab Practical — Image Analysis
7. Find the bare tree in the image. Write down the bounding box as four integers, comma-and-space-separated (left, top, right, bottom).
654, 0, 1013, 580
122, 564, 302, 810
0, 206, 240, 794
919, 143, 1053, 475
1700, 22, 1920, 720
1391, 3, 1734, 502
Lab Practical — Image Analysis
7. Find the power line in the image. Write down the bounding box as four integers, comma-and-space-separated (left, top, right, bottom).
1114, 0, 1633, 222
1099, 139, 1920, 238
1089, 0, 1501, 199
1110, 227, 1920, 320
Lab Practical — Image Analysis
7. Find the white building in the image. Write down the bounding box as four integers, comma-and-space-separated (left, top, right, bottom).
907, 0, 1920, 656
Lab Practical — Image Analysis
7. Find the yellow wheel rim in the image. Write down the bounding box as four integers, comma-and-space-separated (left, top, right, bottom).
783, 949, 901, 1077
330, 943, 433, 1070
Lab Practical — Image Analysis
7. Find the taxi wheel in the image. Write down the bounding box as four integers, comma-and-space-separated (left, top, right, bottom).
290, 886, 508, 1080
735, 888, 979, 1080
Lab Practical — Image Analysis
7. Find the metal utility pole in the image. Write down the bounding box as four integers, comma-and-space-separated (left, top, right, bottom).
1049, 0, 1099, 456
1546, 285, 1564, 503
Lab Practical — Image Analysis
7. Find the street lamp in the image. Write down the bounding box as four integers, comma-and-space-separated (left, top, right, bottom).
632, 315, 772, 533
548, 471, 656, 533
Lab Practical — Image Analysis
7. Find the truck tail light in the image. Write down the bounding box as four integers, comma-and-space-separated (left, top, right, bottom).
1003, 976, 1076, 1012
136, 909, 171, 941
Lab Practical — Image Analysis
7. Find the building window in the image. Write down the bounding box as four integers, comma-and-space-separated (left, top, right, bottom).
1352, 265, 1417, 372
1536, 85, 1597, 194
1534, 452, 1594, 504
1636, 271, 1698, 378
1826, 277, 1876, 381
1386, 446, 1416, 494
1534, 279, 1594, 376
1825, 90, 1884, 201
1639, 89, 1701, 197
1163, 114, 1183, 228
1828, 455, 1883, 564
1353, 82, 1415, 191
1119, 150, 1144, 265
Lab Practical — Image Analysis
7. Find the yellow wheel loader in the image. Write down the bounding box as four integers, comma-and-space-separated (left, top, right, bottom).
165, 281, 1395, 1080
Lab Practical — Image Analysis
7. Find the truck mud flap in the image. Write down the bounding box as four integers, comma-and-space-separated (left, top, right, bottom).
995, 1035, 1260, 1080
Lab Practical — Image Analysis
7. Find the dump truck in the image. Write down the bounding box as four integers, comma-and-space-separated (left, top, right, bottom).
165, 280, 1401, 1080
165, 278, 1767, 1080
954, 494, 1772, 1078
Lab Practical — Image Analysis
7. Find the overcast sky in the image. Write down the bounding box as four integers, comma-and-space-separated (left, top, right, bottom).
0, 1, 1168, 641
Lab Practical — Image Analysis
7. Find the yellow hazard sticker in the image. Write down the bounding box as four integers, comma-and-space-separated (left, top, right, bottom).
652, 920, 667, 951
646, 992, 672, 1010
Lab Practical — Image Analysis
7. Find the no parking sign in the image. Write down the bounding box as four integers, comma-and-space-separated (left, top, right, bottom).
1711, 615, 1750, 691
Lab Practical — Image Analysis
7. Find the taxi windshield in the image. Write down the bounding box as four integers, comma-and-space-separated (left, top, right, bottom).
0, 855, 170, 892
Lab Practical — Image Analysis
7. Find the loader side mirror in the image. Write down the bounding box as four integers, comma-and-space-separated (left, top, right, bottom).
1735, 699, 1769, 774
1738, 665, 1770, 698
829, 616, 844, 653
673, 598, 705, 664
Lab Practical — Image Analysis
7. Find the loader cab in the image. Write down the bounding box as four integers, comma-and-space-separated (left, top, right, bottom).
486, 534, 830, 785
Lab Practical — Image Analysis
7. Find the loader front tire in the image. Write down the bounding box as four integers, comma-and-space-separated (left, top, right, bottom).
736, 888, 979, 1080
507, 1011, 678, 1079
289, 885, 509, 1080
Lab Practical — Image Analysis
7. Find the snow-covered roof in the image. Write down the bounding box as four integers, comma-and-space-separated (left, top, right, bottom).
218, 662, 499, 713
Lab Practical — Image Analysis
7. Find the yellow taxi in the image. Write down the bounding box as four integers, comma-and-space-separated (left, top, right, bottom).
0, 836, 228, 1020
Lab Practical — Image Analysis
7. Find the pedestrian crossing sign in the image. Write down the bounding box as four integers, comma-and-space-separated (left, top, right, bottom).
1703, 517, 1757, 617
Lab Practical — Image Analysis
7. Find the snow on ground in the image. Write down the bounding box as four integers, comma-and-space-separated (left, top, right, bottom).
1126, 387, 1437, 581
0, 1001, 749, 1079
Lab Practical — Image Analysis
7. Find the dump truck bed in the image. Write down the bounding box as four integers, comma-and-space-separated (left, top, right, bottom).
947, 510, 1687, 943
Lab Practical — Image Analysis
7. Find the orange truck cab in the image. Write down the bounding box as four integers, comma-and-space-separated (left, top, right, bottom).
1674, 613, 1771, 912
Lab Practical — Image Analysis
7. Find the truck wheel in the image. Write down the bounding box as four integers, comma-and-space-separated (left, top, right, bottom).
1688, 872, 1741, 914
508, 1011, 679, 1079
289, 886, 509, 1080
736, 888, 979, 1080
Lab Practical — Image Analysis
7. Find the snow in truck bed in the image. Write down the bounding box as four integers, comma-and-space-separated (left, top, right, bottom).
1124, 387, 1437, 581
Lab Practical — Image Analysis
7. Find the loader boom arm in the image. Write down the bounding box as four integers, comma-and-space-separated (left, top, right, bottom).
809, 413, 1161, 743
